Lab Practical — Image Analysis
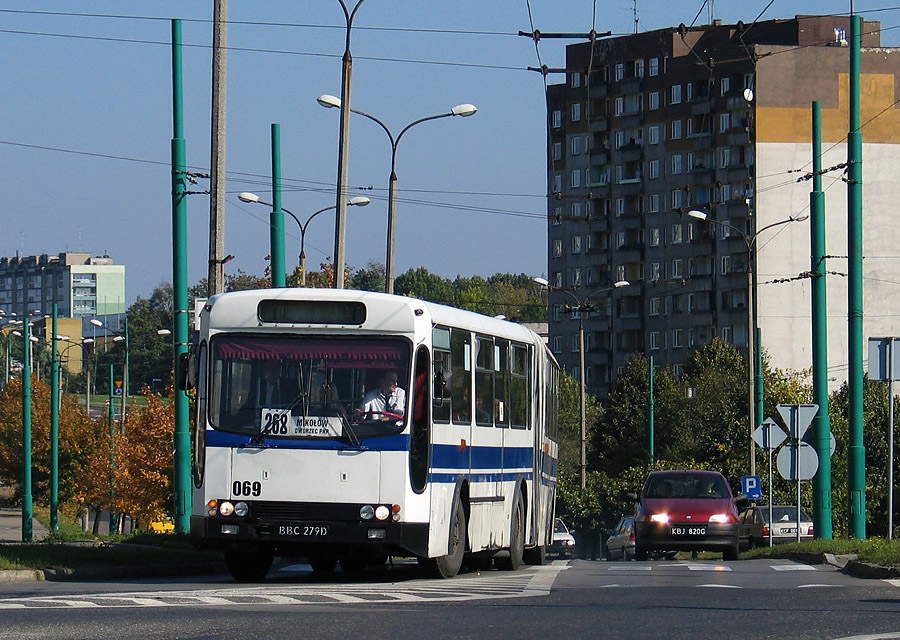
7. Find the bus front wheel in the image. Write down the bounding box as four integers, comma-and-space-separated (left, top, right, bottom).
420, 500, 466, 579
496, 491, 525, 571
224, 547, 274, 582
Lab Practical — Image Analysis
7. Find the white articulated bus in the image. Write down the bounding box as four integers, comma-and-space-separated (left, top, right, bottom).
186, 288, 560, 580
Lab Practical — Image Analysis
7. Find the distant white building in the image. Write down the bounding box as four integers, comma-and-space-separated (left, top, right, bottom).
0, 252, 125, 319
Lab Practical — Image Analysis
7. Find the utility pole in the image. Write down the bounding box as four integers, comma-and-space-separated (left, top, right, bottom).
208, 0, 228, 296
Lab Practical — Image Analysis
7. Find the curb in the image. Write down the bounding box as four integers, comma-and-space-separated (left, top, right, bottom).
0, 561, 226, 584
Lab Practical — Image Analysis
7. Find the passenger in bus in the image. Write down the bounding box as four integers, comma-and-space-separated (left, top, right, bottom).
259, 359, 287, 407
453, 387, 471, 421
356, 369, 406, 420
475, 392, 492, 423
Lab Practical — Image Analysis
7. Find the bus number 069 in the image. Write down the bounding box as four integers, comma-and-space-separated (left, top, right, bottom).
232, 480, 261, 497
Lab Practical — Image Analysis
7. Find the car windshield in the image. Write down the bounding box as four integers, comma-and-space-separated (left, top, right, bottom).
645, 473, 729, 499
554, 519, 568, 534
763, 506, 811, 523
208, 334, 411, 441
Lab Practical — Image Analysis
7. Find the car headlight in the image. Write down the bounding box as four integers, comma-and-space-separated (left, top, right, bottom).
360, 505, 375, 520
650, 513, 669, 524
219, 501, 234, 516
566, 539, 575, 547
234, 501, 249, 517
374, 505, 390, 521
708, 514, 730, 523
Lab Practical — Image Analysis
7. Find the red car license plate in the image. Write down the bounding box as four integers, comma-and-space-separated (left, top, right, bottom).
671, 525, 706, 536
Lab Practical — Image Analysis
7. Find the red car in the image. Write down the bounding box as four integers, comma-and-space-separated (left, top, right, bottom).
629, 470, 748, 561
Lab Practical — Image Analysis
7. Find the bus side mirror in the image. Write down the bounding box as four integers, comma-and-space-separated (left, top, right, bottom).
177, 350, 197, 390
626, 492, 639, 503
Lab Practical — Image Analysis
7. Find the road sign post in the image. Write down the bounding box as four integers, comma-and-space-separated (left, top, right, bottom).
753, 417, 786, 546
777, 404, 819, 543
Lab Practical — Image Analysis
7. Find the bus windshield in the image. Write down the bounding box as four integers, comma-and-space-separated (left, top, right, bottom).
208, 334, 411, 441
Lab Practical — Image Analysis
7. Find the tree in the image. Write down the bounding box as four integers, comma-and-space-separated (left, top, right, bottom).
349, 261, 386, 292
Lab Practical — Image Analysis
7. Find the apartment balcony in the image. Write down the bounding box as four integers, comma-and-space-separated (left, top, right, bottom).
690, 132, 713, 149
620, 143, 644, 162
726, 199, 750, 217
590, 145, 610, 163
616, 76, 643, 94
621, 112, 644, 128
616, 179, 643, 197
691, 99, 712, 115
726, 165, 752, 182
589, 83, 609, 98
589, 115, 609, 134
726, 130, 750, 146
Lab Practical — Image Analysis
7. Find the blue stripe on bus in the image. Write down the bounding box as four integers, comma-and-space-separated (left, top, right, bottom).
429, 471, 534, 483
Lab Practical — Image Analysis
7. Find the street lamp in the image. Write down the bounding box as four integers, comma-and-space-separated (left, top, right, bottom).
318, 94, 477, 294
687, 209, 809, 476
329, 0, 369, 290
90, 317, 129, 426
533, 277, 629, 489
239, 192, 371, 286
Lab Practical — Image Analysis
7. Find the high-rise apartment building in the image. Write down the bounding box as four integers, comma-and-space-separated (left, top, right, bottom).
0, 252, 125, 319
546, 14, 900, 397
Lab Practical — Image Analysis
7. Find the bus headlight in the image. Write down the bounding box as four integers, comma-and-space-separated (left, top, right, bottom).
360, 505, 375, 520
234, 502, 249, 517
219, 501, 234, 516
375, 505, 390, 521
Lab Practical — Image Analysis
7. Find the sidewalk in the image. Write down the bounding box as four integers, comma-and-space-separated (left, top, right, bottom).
0, 507, 49, 544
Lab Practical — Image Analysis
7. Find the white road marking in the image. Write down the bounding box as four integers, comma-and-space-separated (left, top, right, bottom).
796, 584, 839, 588
696, 583, 742, 588
607, 565, 651, 571
686, 563, 732, 571
771, 564, 817, 571
0, 566, 565, 610
884, 579, 900, 588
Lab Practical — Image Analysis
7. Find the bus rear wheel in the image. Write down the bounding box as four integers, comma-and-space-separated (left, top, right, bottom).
224, 547, 274, 582
420, 500, 466, 579
496, 491, 524, 571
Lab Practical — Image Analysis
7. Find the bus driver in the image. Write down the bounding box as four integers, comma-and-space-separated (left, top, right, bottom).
356, 370, 406, 421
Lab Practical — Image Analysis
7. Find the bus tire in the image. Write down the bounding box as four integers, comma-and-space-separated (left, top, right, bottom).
224, 547, 274, 582
421, 500, 466, 579
496, 491, 525, 571
308, 552, 338, 573
340, 550, 367, 573
523, 545, 546, 566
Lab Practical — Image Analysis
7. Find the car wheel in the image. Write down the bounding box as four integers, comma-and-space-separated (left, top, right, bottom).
523, 545, 546, 566
723, 540, 740, 561
421, 500, 466, 578
496, 491, 525, 571
224, 547, 274, 582
308, 552, 338, 573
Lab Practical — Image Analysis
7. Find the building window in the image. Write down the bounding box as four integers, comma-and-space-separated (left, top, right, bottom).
650, 297, 661, 315
686, 82, 694, 101
671, 120, 682, 140
722, 326, 732, 344
720, 76, 731, 95
571, 103, 581, 122
572, 268, 582, 286
648, 92, 660, 111
570, 136, 582, 156
649, 228, 660, 247
553, 271, 563, 288
552, 206, 562, 225
673, 329, 683, 348
615, 130, 625, 148
650, 331, 661, 350
572, 236, 582, 254
551, 110, 562, 128
671, 84, 682, 104
634, 59, 644, 78
672, 258, 683, 277
671, 189, 683, 209
552, 336, 563, 353
570, 169, 581, 188
616, 265, 626, 282
615, 63, 625, 81
671, 154, 682, 175
551, 142, 562, 161
671, 224, 683, 244
721, 255, 731, 275
571, 72, 582, 88
648, 160, 660, 179
648, 125, 660, 144
615, 97, 624, 115
686, 118, 694, 137
649, 262, 660, 281
616, 231, 626, 248
616, 199, 625, 216
719, 113, 731, 132
649, 194, 660, 213
719, 147, 731, 169
552, 174, 562, 193
649, 57, 659, 76
571, 202, 582, 217
552, 239, 563, 257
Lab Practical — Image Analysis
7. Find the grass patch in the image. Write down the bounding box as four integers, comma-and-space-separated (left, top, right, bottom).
743, 538, 900, 567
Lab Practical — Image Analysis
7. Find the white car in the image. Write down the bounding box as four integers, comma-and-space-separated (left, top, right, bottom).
550, 518, 575, 558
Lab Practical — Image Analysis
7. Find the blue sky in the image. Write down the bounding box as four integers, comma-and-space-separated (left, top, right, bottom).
0, 0, 890, 303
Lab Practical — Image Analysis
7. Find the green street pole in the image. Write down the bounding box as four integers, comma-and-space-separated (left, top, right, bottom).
50, 303, 59, 532
122, 316, 129, 428
847, 14, 866, 539
171, 18, 192, 534
21, 319, 32, 542
108, 364, 116, 533
270, 123, 286, 287
810, 100, 833, 539
648, 356, 655, 465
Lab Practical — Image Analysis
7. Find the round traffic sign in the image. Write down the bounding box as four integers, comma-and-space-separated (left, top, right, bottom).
776, 442, 819, 481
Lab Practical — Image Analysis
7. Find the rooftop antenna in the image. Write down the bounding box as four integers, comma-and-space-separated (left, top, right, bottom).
709, 0, 716, 24
633, 0, 639, 34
